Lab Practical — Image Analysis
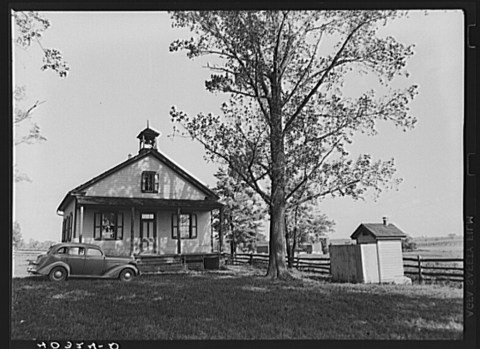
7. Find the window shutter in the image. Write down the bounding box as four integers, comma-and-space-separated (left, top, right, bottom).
191, 214, 197, 239
71, 213, 75, 238
117, 212, 124, 240
62, 219, 66, 242
154, 173, 159, 192
172, 213, 178, 239
141, 172, 146, 192
94, 212, 101, 240
67, 216, 71, 241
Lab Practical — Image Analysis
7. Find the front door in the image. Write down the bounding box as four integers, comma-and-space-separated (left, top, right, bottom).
140, 213, 157, 253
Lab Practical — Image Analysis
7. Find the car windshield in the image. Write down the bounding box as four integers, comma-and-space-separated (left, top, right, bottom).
47, 245, 58, 254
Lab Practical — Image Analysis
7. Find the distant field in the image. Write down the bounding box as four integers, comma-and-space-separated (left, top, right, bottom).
331, 236, 463, 259
405, 236, 463, 258
13, 250, 46, 278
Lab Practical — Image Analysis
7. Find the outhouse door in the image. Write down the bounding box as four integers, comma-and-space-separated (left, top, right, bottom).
140, 212, 157, 253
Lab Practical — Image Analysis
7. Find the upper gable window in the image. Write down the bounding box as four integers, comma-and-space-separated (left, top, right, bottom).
141, 171, 159, 193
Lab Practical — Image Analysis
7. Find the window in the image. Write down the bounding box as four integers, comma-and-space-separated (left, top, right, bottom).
141, 171, 159, 193
172, 213, 197, 239
86, 248, 103, 257
68, 247, 85, 256
94, 212, 124, 240
56, 247, 67, 255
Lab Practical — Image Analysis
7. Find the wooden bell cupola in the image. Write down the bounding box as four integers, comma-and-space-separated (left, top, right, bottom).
137, 122, 160, 154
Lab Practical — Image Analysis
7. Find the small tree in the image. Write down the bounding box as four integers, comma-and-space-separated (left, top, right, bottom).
214, 167, 267, 254
285, 203, 334, 267
12, 221, 24, 249
402, 234, 417, 252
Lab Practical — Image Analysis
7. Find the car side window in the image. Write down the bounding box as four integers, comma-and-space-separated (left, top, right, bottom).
68, 247, 85, 256
86, 248, 102, 257
56, 247, 67, 254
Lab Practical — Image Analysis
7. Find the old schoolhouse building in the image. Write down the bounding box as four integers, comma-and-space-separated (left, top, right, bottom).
56, 126, 223, 267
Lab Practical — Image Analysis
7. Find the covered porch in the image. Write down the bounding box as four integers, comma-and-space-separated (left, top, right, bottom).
71, 195, 224, 258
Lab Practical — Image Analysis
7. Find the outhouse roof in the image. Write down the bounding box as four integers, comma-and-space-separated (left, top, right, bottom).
350, 223, 407, 240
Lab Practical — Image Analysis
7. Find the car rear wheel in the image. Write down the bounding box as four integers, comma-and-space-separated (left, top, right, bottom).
119, 268, 135, 282
49, 266, 67, 282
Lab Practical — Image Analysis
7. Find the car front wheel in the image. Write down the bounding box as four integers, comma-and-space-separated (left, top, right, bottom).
49, 266, 67, 282
119, 268, 135, 282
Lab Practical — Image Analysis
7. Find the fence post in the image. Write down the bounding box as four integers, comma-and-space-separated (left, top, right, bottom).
296, 256, 300, 269
249, 253, 253, 265
417, 255, 423, 283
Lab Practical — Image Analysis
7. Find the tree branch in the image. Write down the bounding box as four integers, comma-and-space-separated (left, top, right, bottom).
285, 138, 341, 202
283, 20, 367, 134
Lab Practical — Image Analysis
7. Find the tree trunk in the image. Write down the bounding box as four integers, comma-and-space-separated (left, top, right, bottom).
230, 219, 235, 255
291, 207, 298, 268
266, 81, 290, 280
291, 226, 297, 268
285, 220, 292, 268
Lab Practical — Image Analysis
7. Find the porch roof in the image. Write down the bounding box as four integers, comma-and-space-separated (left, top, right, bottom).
75, 195, 223, 210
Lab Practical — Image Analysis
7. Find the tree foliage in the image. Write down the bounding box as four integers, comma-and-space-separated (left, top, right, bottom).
13, 11, 70, 182
13, 11, 69, 78
285, 202, 335, 266
12, 221, 24, 249
169, 11, 418, 279
402, 234, 417, 251
214, 167, 267, 253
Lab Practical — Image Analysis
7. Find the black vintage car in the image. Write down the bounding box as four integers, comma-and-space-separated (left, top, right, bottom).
27, 242, 140, 282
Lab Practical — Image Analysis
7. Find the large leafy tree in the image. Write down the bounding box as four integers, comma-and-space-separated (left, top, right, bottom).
169, 11, 418, 279
214, 167, 266, 254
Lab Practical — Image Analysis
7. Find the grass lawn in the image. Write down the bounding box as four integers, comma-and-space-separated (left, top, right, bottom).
11, 266, 463, 340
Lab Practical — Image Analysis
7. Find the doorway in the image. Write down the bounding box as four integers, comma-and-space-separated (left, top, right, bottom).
140, 212, 157, 253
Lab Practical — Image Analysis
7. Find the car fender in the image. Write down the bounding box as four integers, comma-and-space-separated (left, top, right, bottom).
37, 261, 71, 276
103, 264, 139, 278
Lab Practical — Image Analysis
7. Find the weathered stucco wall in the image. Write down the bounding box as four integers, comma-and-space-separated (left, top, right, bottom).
84, 155, 206, 200
377, 240, 404, 281
77, 209, 211, 256
330, 240, 405, 283
355, 230, 377, 244
359, 243, 379, 283
330, 244, 363, 282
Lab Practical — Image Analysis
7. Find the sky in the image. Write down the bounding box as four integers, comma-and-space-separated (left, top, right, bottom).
12, 10, 464, 243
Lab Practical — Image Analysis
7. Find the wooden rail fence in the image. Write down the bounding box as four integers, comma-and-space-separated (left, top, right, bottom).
402, 256, 463, 282
227, 253, 464, 282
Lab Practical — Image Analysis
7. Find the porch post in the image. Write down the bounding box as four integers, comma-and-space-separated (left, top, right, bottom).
219, 207, 223, 253
210, 210, 214, 252
130, 206, 135, 255
79, 205, 84, 243
176, 208, 181, 255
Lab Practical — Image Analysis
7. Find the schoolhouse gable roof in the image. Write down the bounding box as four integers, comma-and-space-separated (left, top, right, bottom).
350, 223, 407, 240
57, 148, 219, 213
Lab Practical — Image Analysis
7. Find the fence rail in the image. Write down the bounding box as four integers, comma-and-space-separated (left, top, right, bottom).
228, 253, 464, 282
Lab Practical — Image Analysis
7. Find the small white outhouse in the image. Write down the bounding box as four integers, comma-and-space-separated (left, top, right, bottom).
330, 218, 410, 284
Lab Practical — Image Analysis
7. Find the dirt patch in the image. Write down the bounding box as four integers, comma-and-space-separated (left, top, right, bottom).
241, 285, 269, 292
51, 290, 95, 300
